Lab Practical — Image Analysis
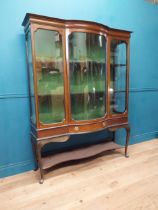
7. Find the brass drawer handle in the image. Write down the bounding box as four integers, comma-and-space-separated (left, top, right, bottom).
74, 126, 79, 131
103, 122, 106, 127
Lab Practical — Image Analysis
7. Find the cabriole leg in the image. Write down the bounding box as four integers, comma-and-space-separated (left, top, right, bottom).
31, 138, 38, 171
39, 169, 44, 184
125, 125, 130, 158
36, 142, 44, 184
108, 125, 130, 158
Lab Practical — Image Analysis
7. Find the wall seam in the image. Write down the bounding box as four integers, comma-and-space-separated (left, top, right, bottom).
131, 130, 158, 138
0, 160, 33, 171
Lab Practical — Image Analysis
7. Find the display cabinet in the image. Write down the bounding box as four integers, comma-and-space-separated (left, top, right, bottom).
22, 13, 131, 183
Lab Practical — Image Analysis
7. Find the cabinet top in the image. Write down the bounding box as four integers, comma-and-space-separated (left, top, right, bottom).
22, 13, 132, 35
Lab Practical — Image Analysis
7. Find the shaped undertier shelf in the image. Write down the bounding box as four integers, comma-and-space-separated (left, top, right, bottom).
41, 141, 121, 170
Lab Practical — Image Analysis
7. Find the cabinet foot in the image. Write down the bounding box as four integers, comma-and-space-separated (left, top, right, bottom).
125, 153, 129, 158
33, 167, 38, 171
39, 179, 44, 184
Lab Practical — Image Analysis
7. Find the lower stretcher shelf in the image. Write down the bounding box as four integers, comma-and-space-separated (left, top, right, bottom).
41, 141, 121, 170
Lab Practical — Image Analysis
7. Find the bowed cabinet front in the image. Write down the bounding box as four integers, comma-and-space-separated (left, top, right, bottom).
22, 13, 131, 183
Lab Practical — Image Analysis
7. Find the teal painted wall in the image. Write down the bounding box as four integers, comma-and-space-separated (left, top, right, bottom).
0, 0, 158, 178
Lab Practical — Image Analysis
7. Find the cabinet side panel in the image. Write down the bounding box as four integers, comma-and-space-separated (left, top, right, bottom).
26, 31, 36, 125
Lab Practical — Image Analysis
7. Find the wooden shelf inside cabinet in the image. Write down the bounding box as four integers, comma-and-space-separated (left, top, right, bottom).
22, 13, 131, 183
69, 60, 106, 64
41, 141, 122, 170
110, 64, 126, 67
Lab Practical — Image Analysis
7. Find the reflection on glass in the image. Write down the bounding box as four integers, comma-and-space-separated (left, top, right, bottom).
34, 29, 65, 124
110, 40, 127, 114
69, 32, 106, 120
27, 31, 36, 124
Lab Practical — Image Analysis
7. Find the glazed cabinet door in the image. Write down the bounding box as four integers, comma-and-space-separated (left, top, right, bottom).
33, 27, 66, 125
68, 31, 107, 121
110, 39, 128, 115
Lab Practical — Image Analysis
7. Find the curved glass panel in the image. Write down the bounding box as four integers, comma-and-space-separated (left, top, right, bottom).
69, 32, 106, 121
34, 29, 65, 124
26, 31, 36, 124
110, 40, 127, 114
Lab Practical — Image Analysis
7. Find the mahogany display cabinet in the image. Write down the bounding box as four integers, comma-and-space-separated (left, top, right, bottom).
22, 13, 131, 183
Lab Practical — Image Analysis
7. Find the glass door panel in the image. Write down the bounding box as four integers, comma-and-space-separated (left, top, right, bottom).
26, 31, 36, 124
69, 32, 106, 121
110, 40, 127, 114
34, 29, 65, 124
